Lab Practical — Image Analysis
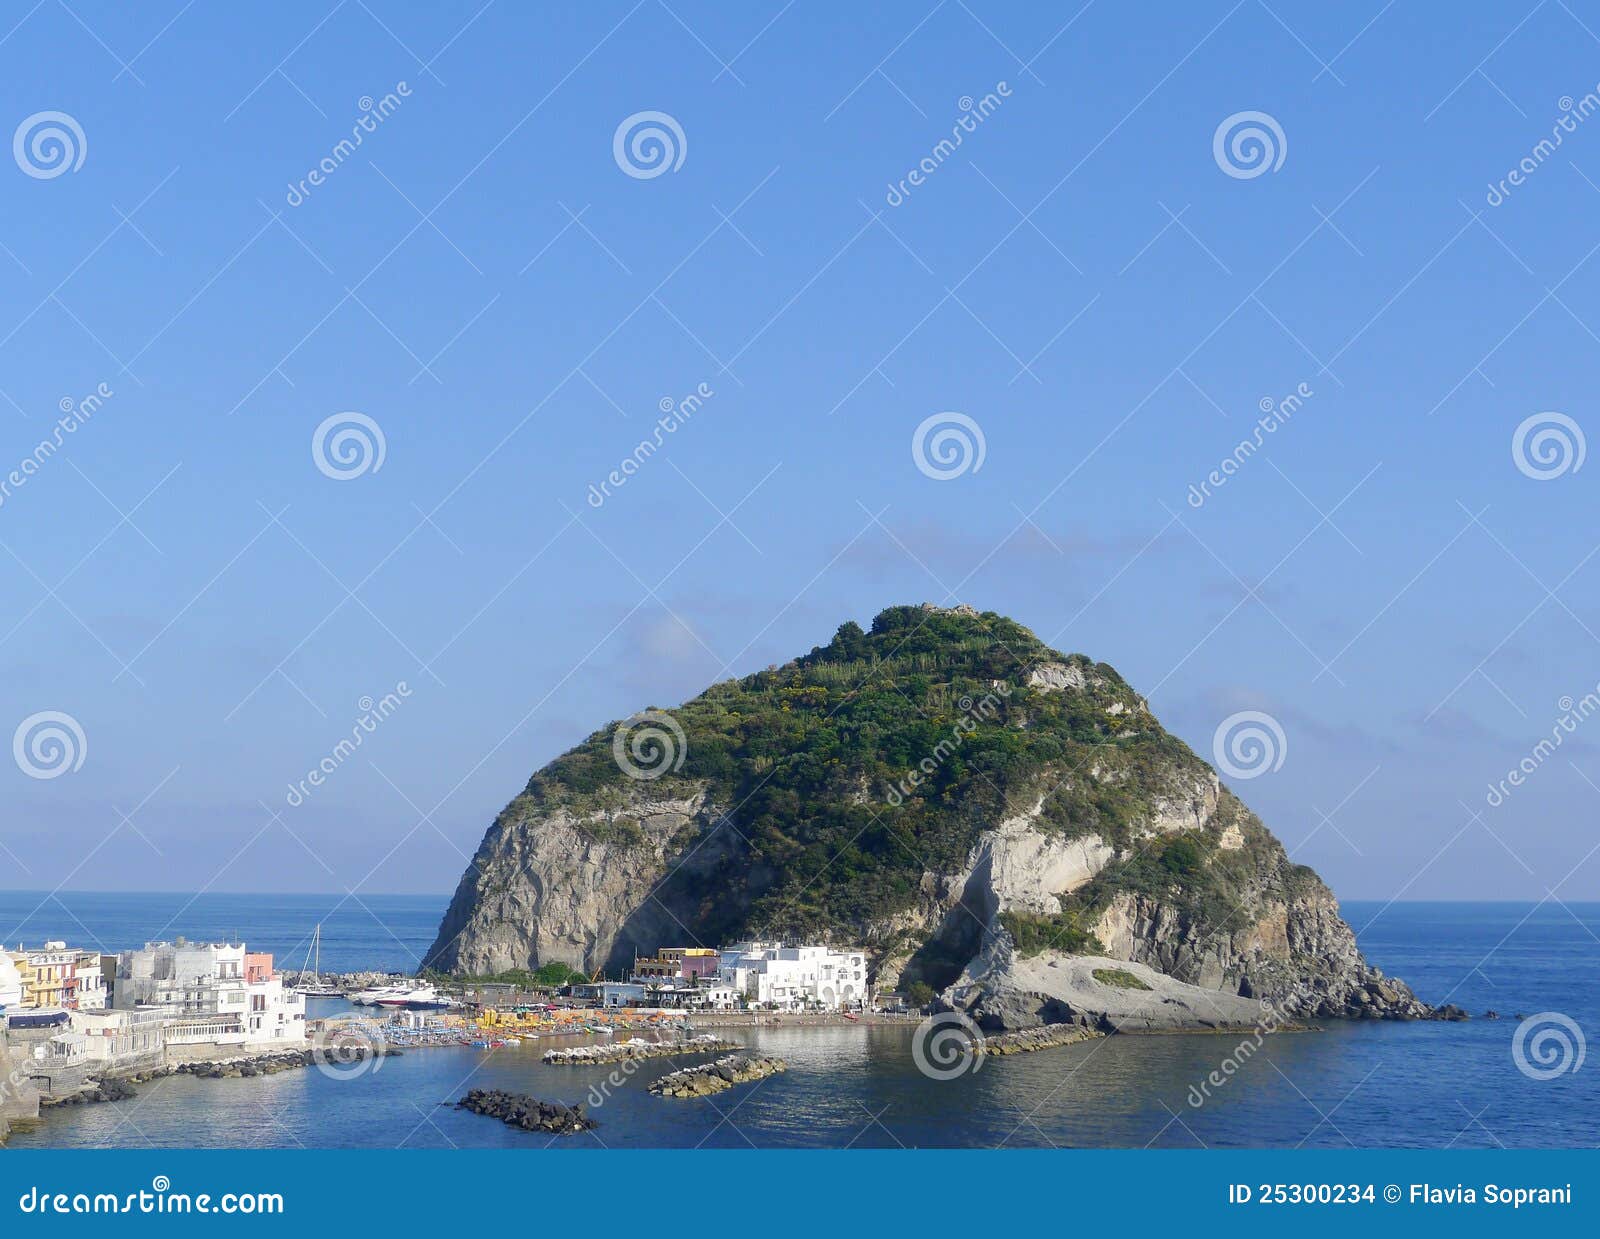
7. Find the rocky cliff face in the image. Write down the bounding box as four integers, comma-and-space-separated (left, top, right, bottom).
430, 787, 745, 977
428, 604, 1453, 1028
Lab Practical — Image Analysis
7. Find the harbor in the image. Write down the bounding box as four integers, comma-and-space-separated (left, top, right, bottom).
1, 926, 915, 1144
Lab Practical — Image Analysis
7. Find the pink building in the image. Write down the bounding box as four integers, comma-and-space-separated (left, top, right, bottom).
244, 953, 273, 984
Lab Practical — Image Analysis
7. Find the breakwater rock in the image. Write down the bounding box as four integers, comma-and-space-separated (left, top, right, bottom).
115, 1045, 391, 1087
542, 1034, 738, 1065
457, 1089, 595, 1134
38, 1076, 138, 1108
649, 1053, 787, 1098
979, 1023, 1104, 1056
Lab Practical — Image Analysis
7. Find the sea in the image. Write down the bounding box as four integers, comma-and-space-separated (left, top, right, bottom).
3, 895, 1595, 1149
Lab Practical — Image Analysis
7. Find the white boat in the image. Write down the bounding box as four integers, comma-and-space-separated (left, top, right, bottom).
350, 984, 411, 1007
374, 985, 453, 1011
289, 924, 342, 999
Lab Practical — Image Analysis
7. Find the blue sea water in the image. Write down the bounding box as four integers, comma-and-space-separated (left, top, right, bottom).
3, 897, 1596, 1148
0, 890, 442, 975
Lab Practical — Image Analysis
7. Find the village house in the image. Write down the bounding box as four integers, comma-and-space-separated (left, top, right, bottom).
717, 942, 869, 1011
632, 946, 720, 981
114, 939, 305, 1049
4, 943, 110, 1010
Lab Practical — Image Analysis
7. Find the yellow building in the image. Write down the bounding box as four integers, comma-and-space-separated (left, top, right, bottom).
633, 947, 719, 981
7, 943, 81, 1009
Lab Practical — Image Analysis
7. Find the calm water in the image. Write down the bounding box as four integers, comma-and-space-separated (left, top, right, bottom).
6, 899, 1597, 1148
0, 890, 441, 974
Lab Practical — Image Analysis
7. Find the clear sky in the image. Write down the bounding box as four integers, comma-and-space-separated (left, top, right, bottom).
1, 2, 1597, 907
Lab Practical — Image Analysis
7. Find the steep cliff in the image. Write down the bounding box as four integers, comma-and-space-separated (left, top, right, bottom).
427, 604, 1452, 1028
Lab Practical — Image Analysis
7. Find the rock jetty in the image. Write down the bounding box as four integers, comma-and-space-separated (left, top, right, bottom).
33, 1047, 358, 1116
978, 1023, 1104, 1056
649, 1053, 787, 1098
457, 1089, 595, 1134
542, 1034, 737, 1065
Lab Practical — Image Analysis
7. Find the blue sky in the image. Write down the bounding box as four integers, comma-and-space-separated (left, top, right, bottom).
2, 2, 1598, 906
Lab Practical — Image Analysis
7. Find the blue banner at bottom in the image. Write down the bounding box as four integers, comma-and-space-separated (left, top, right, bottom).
0, 1150, 1590, 1234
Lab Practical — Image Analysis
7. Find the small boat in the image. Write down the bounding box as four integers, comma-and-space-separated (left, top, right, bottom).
289, 924, 343, 998
841, 1011, 860, 1022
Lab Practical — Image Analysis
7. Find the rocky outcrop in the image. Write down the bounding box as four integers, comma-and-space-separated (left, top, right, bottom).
428, 605, 1452, 1032
649, 1054, 787, 1098
427, 788, 745, 976
457, 1090, 595, 1134
978, 1023, 1104, 1055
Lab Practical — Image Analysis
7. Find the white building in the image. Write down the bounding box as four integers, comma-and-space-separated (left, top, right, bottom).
718, 943, 868, 1011
73, 953, 107, 1010
0, 954, 21, 1010
114, 940, 305, 1047
70, 1009, 165, 1062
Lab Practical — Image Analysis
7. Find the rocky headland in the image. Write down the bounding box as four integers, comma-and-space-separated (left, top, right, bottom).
427, 604, 1460, 1033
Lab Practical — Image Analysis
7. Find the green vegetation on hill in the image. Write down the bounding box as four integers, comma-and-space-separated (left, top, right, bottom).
495, 605, 1287, 977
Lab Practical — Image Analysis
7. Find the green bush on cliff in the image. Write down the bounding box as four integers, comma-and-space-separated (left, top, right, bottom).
999, 909, 1105, 958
